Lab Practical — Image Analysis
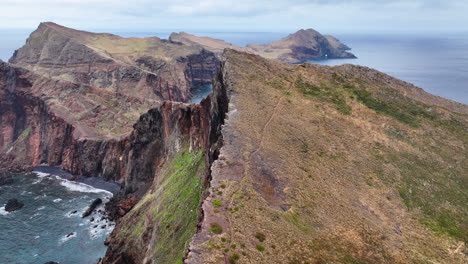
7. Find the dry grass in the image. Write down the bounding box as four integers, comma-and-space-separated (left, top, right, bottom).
192, 50, 467, 263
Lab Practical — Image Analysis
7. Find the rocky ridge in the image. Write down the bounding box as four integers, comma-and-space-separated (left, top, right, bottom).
1, 23, 467, 264
10, 22, 220, 103
170, 28, 356, 63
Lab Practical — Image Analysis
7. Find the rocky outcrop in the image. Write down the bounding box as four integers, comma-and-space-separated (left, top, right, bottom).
170, 29, 356, 64
5, 198, 24, 212
82, 198, 103, 218
247, 29, 356, 63
100, 64, 228, 264
10, 22, 220, 102
0, 58, 226, 194
3, 23, 467, 264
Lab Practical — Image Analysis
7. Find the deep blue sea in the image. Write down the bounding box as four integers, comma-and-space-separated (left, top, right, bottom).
2, 30, 466, 104
0, 169, 118, 264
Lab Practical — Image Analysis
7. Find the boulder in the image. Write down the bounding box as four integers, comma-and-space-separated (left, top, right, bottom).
5, 198, 24, 212
82, 198, 102, 218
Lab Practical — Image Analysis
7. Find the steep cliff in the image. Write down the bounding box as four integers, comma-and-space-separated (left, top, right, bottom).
100, 68, 228, 264
2, 24, 467, 264
186, 50, 466, 264
0, 59, 227, 195
9, 22, 220, 102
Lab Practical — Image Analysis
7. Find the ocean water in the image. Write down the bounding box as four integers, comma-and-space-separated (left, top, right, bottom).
310, 34, 468, 104
189, 85, 213, 104
0, 170, 116, 264
1, 30, 466, 104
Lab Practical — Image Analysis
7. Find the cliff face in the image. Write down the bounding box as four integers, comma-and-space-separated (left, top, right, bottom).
0, 60, 227, 194
186, 50, 467, 264
100, 69, 228, 264
9, 22, 220, 102
2, 23, 467, 264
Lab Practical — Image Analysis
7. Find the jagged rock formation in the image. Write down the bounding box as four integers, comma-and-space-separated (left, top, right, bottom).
1, 23, 467, 264
170, 29, 356, 63
9, 22, 220, 102
100, 71, 228, 263
0, 59, 226, 194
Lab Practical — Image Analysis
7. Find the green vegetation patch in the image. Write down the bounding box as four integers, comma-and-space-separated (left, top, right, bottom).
295, 74, 352, 115
255, 244, 265, 252
212, 199, 223, 208
254, 232, 266, 242
229, 253, 240, 264
115, 146, 206, 264
346, 85, 422, 126
17, 127, 32, 141
151, 148, 206, 263
374, 149, 467, 242
208, 222, 223, 234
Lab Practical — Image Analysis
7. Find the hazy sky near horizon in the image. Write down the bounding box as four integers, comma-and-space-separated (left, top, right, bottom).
0, 0, 466, 33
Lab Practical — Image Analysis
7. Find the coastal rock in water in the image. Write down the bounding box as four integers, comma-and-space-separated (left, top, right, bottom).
82, 198, 102, 218
5, 198, 24, 212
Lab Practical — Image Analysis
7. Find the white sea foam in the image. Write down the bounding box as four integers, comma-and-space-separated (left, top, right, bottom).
32, 170, 112, 196
53, 198, 62, 203
30, 212, 41, 219
59, 180, 112, 196
37, 206, 46, 211
34, 172, 50, 178
88, 221, 114, 239
34, 194, 46, 200
0, 206, 9, 215
59, 232, 76, 243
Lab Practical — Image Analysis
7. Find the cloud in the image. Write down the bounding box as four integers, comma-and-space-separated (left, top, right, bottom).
0, 0, 466, 33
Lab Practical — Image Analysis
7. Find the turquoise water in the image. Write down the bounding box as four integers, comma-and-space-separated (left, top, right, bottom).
189, 85, 213, 104
0, 171, 115, 264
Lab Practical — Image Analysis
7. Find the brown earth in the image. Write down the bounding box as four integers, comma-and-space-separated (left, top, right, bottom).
0, 23, 466, 264
9, 22, 220, 103
187, 50, 467, 264
170, 29, 356, 63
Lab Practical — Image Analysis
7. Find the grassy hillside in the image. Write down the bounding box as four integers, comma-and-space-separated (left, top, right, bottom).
108, 146, 206, 263
189, 50, 467, 264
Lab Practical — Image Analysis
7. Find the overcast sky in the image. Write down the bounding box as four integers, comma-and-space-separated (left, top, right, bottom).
0, 0, 467, 33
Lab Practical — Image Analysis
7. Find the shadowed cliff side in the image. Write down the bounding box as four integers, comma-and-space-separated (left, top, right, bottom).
0, 59, 227, 196
100, 67, 229, 264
